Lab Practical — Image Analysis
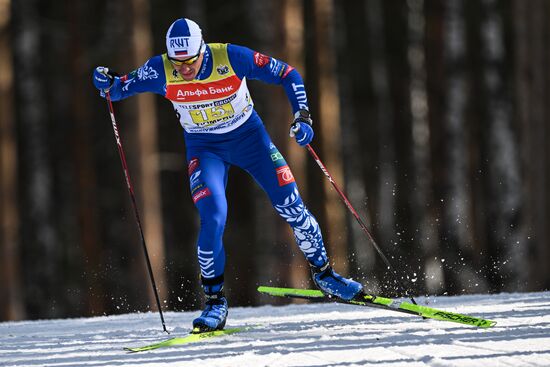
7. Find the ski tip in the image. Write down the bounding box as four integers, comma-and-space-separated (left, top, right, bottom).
482, 319, 498, 328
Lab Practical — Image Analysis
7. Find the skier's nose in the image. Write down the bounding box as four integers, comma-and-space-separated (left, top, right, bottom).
178, 64, 193, 73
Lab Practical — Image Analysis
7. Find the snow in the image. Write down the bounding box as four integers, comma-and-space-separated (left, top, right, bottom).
1, 291, 550, 367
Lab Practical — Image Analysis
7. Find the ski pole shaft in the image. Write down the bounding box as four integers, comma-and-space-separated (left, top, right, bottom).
305, 144, 417, 305
105, 92, 169, 333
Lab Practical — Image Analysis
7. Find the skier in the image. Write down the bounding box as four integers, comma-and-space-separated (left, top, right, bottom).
93, 18, 362, 333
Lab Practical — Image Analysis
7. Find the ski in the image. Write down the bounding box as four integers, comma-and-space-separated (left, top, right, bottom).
258, 286, 496, 328
124, 327, 246, 352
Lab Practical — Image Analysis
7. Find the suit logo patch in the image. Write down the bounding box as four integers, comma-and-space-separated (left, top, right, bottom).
217, 65, 229, 75
276, 165, 295, 186
253, 52, 271, 68
192, 188, 211, 203
188, 157, 199, 175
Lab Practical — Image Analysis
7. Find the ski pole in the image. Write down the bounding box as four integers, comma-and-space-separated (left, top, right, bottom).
105, 92, 169, 333
305, 144, 417, 305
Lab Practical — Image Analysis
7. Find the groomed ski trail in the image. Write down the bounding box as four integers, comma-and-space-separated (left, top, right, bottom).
1, 291, 549, 367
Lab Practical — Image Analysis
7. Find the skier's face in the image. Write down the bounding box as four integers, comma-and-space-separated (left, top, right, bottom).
171, 52, 204, 81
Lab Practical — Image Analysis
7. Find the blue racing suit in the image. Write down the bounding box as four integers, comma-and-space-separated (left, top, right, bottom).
106, 43, 328, 291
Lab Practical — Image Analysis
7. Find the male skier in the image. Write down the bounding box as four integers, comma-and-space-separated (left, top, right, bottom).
93, 18, 362, 333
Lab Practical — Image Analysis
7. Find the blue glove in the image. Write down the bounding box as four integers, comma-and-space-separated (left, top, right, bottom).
93, 66, 115, 92
289, 109, 314, 146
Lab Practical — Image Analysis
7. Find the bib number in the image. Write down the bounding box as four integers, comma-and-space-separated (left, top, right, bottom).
189, 104, 235, 125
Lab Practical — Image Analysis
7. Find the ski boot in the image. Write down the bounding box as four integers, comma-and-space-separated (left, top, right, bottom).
311, 262, 363, 301
192, 290, 228, 333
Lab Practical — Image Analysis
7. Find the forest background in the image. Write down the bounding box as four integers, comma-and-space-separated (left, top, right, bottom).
1, 0, 549, 321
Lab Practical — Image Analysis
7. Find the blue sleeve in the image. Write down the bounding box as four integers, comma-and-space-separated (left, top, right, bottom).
106, 56, 167, 101
227, 44, 309, 114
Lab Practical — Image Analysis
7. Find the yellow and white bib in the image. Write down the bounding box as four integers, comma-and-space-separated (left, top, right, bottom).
163, 43, 254, 134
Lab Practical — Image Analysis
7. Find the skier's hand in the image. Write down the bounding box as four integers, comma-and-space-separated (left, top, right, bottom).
92, 66, 115, 92
289, 109, 314, 147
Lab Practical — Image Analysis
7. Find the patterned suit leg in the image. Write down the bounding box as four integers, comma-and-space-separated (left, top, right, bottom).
234, 124, 328, 267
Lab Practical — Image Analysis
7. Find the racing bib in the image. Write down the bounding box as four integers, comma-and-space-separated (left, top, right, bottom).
163, 43, 254, 134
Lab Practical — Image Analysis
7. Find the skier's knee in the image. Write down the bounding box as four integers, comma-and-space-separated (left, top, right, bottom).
200, 211, 227, 232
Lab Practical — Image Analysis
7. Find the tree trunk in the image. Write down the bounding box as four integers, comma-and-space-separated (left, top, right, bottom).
281, 0, 311, 291
406, 0, 434, 295
130, 0, 168, 309
365, 0, 399, 293
333, 1, 374, 285
0, 0, 25, 321
439, 0, 477, 294
513, 0, 549, 290
478, 0, 524, 292
65, 0, 106, 317
13, 0, 60, 318
304, 0, 348, 273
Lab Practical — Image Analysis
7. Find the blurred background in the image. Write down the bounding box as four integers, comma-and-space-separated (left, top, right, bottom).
1, 0, 549, 322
